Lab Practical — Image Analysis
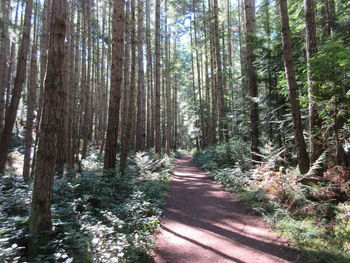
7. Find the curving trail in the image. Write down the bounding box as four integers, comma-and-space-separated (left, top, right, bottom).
153, 155, 305, 263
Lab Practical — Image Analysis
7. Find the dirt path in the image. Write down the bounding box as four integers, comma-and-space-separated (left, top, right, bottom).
153, 155, 305, 263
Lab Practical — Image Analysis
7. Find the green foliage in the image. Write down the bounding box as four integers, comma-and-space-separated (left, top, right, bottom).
194, 140, 350, 263
0, 174, 30, 263
0, 152, 174, 263
192, 138, 251, 171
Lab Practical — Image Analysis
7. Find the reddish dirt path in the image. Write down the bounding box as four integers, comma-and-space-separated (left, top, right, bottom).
153, 155, 305, 263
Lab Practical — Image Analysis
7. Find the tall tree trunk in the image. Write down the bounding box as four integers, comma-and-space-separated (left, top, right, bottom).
209, 0, 217, 144
80, 0, 89, 159
0, 0, 33, 173
103, 0, 125, 171
23, 42, 38, 179
244, 0, 260, 162
0, 0, 11, 135
120, 0, 136, 172
165, 0, 172, 154
146, 0, 153, 148
136, 0, 145, 151
29, 0, 67, 252
155, 0, 161, 155
213, 0, 226, 142
193, 0, 205, 147
31, 0, 52, 177
279, 0, 310, 174
119, 0, 130, 160
305, 0, 323, 163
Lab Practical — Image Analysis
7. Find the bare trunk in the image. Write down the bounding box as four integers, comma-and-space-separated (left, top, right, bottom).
0, 0, 11, 134
103, 0, 125, 171
155, 0, 161, 155
244, 0, 260, 161
146, 0, 153, 148
305, 0, 323, 163
279, 0, 310, 174
29, 0, 67, 252
120, 0, 136, 172
0, 0, 33, 173
23, 43, 38, 179
136, 0, 145, 151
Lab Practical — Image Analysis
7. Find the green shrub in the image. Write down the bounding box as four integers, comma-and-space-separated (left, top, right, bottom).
0, 152, 174, 263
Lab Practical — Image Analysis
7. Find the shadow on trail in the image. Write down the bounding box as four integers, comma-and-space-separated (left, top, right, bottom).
156, 156, 305, 263
161, 225, 247, 263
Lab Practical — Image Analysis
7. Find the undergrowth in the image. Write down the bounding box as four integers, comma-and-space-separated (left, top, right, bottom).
193, 139, 350, 263
0, 151, 174, 263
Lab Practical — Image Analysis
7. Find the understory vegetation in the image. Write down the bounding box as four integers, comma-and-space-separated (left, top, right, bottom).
0, 150, 174, 263
193, 139, 350, 263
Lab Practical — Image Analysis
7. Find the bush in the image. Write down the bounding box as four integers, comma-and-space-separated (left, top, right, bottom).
0, 152, 174, 263
192, 138, 251, 171
193, 140, 350, 262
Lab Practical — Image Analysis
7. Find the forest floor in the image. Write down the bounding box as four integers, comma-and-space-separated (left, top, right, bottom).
153, 155, 306, 263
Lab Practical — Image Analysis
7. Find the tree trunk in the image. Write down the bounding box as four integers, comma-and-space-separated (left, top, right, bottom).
136, 0, 145, 152
165, 0, 172, 154
0, 0, 11, 135
103, 0, 125, 171
305, 0, 323, 163
244, 0, 260, 162
0, 0, 33, 173
209, 0, 217, 145
279, 0, 310, 174
213, 0, 226, 142
23, 42, 38, 179
29, 0, 67, 253
155, 0, 161, 155
146, 0, 153, 149
120, 0, 136, 173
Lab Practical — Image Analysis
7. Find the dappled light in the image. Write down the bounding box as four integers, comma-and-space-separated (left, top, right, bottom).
0, 0, 349, 262
154, 157, 304, 263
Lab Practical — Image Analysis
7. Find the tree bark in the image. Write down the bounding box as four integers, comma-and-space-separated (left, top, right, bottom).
279, 0, 310, 174
155, 0, 161, 155
23, 42, 38, 179
29, 0, 67, 252
136, 0, 145, 152
0, 0, 33, 173
0, 0, 11, 135
244, 0, 260, 162
305, 0, 323, 163
120, 0, 136, 173
146, 0, 153, 149
213, 0, 226, 142
103, 0, 125, 171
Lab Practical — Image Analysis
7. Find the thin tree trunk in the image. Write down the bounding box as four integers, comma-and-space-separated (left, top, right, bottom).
0, 0, 33, 173
213, 0, 226, 142
0, 0, 11, 134
244, 0, 260, 161
155, 0, 161, 155
305, 0, 323, 163
279, 0, 310, 174
120, 0, 136, 172
23, 42, 38, 178
208, 0, 217, 144
193, 0, 205, 147
165, 0, 172, 154
136, 0, 145, 151
120, 0, 131, 161
146, 0, 153, 148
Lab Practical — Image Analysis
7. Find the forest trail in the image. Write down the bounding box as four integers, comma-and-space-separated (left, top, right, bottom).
153, 155, 305, 263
